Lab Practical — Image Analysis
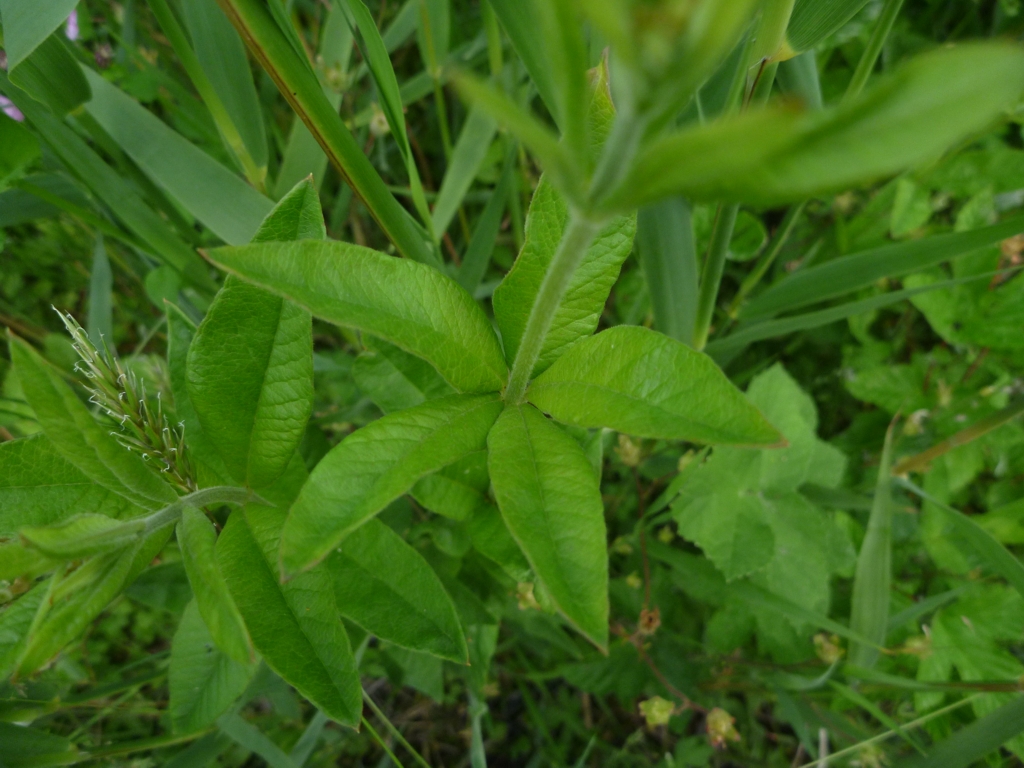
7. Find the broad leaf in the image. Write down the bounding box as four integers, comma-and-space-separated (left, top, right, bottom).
411, 451, 489, 521
465, 501, 533, 583
0, 434, 139, 535
328, 518, 467, 662
0, 721, 77, 767
527, 326, 781, 446
352, 336, 454, 414
216, 506, 362, 726
169, 600, 255, 734
206, 239, 508, 393
2, 29, 90, 115
187, 180, 320, 488
281, 393, 503, 575
493, 178, 636, 374
178, 507, 253, 665
606, 43, 1024, 210
487, 404, 608, 649
0, 0, 78, 70
9, 335, 177, 511
82, 70, 273, 246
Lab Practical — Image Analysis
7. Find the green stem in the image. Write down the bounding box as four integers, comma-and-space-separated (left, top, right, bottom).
728, 200, 806, 318
147, 0, 266, 191
843, 0, 906, 102
504, 213, 602, 403
692, 203, 739, 350
362, 690, 430, 768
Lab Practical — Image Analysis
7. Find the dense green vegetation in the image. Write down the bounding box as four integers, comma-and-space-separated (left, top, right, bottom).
3, 0, 1024, 766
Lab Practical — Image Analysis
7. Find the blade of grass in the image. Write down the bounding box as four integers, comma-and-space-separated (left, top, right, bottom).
289, 711, 329, 766
636, 197, 699, 345
486, 0, 558, 128
362, 688, 432, 768
893, 398, 1024, 476
829, 680, 927, 754
848, 420, 896, 669
897, 695, 1024, 768
430, 105, 497, 242
897, 479, 1024, 602
886, 588, 965, 634
457, 148, 513, 292
843, 0, 906, 102
741, 214, 1024, 320
215, 0, 437, 266
216, 713, 299, 768
86, 235, 113, 348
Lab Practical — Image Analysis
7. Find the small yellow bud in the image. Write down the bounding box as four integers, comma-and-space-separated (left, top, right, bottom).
657, 526, 675, 544
615, 434, 642, 467
813, 633, 844, 664
706, 707, 740, 749
625, 572, 643, 590
639, 695, 674, 728
516, 582, 540, 610
611, 536, 634, 555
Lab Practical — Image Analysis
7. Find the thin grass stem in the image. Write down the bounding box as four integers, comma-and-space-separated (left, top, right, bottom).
844, 0, 906, 102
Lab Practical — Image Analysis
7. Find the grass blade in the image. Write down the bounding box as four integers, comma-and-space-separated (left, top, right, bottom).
82, 69, 273, 245
742, 214, 1024, 320
217, 713, 298, 768
486, 0, 558, 127
86, 235, 113, 348
635, 197, 699, 345
431, 105, 497, 241
215, 0, 437, 266
898, 479, 1024, 602
848, 420, 896, 669
457, 149, 513, 293
897, 695, 1024, 768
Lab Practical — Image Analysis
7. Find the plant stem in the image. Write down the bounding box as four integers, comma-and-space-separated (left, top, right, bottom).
362, 690, 431, 768
147, 0, 266, 191
504, 213, 601, 403
844, 0, 906, 102
692, 203, 739, 350
728, 200, 806, 318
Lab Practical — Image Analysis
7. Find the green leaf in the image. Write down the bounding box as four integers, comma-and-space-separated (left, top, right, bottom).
216, 506, 362, 726
8, 334, 178, 511
205, 239, 508, 393
465, 501, 533, 582
214, 0, 435, 265
485, 0, 558, 126
217, 713, 300, 768
281, 393, 503, 574
786, 0, 871, 54
457, 150, 513, 293
352, 336, 454, 414
20, 513, 145, 560
741, 214, 1024, 320
528, 326, 781, 446
82, 70, 273, 246
18, 527, 173, 675
411, 451, 489, 521
848, 423, 896, 669
635, 197, 699, 345
2, 28, 90, 115
0, 434, 141, 536
169, 600, 255, 734
86, 235, 113, 347
328, 518, 467, 662
0, 721, 77, 767
187, 180, 321, 488
0, 583, 45, 679
493, 179, 636, 375
431, 105, 498, 241
0, 75, 214, 291
0, 113, 39, 188
0, 0, 77, 69
179, 0, 269, 171
606, 43, 1024, 210
898, 695, 1024, 768
487, 404, 608, 649
178, 508, 253, 665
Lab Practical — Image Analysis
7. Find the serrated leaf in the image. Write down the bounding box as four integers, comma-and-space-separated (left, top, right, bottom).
205, 239, 508, 393
328, 518, 467, 662
187, 180, 321, 488
0, 434, 141, 536
527, 326, 781, 446
169, 600, 255, 734
8, 335, 177, 512
606, 43, 1024, 210
281, 393, 503, 575
178, 508, 253, 665
487, 404, 608, 649
216, 506, 362, 727
493, 179, 636, 374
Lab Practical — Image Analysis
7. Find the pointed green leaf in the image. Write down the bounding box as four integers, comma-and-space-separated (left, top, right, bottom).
2, 28, 90, 115
786, 0, 871, 55
848, 424, 896, 669
328, 518, 467, 663
178, 508, 253, 665
205, 239, 508, 393
411, 451, 489, 521
187, 180, 321, 488
282, 393, 503, 574
0, 434, 141, 535
179, 0, 269, 170
493, 179, 636, 375
169, 600, 255, 734
898, 695, 1024, 768
8, 335, 178, 511
528, 326, 781, 446
465, 501, 532, 582
635, 197, 700, 345
487, 404, 608, 648
216, 506, 362, 726
606, 43, 1024, 210
82, 70, 273, 246
0, 0, 78, 69
352, 337, 454, 414
18, 527, 173, 675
